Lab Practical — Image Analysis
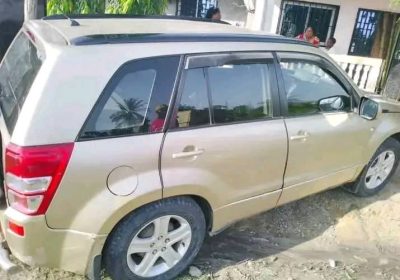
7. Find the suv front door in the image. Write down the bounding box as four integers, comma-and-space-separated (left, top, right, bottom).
276, 52, 372, 205
161, 52, 288, 231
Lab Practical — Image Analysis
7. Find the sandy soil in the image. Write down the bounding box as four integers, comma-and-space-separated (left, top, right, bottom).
2, 171, 400, 280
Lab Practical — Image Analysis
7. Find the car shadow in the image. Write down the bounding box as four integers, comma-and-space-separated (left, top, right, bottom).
193, 169, 400, 274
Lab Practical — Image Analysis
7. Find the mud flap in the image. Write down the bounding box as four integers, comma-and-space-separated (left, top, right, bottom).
87, 254, 102, 280
342, 182, 358, 194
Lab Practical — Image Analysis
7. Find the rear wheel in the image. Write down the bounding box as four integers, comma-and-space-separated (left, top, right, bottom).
103, 197, 206, 280
353, 138, 400, 197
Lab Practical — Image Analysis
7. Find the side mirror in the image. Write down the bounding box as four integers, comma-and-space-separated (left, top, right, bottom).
360, 98, 379, 120
318, 95, 345, 112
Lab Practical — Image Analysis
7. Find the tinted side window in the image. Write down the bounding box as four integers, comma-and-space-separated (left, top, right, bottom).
80, 56, 180, 139
280, 59, 350, 116
176, 68, 210, 128
208, 63, 273, 123
0, 32, 43, 133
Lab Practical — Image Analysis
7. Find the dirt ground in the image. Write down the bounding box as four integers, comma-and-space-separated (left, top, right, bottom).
2, 171, 400, 280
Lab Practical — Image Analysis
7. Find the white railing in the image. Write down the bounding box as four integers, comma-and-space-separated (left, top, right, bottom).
330, 54, 383, 93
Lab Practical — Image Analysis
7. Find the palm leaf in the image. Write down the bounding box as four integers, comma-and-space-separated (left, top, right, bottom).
110, 97, 147, 128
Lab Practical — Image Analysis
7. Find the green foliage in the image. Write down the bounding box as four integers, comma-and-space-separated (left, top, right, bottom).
391, 0, 400, 6
110, 98, 146, 128
47, 0, 167, 15
106, 0, 167, 15
47, 0, 105, 15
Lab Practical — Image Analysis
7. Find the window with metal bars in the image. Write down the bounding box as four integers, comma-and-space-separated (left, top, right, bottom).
348, 9, 399, 58
175, 0, 218, 18
278, 0, 339, 44
349, 9, 382, 57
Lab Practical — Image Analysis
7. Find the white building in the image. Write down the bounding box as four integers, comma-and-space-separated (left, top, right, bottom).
169, 0, 400, 92
247, 0, 400, 58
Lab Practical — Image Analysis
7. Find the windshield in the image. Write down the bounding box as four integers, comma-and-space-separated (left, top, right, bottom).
0, 32, 43, 133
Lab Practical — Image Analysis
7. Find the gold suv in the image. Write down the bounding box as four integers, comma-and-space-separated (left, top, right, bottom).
0, 16, 400, 280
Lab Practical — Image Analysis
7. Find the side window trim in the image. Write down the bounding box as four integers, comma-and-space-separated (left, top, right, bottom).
77, 55, 181, 141
276, 52, 356, 117
186, 52, 274, 69
163, 55, 185, 131
167, 65, 212, 131
169, 52, 282, 132
203, 68, 215, 124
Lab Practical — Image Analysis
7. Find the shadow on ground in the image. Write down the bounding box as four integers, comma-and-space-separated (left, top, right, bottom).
191, 170, 400, 278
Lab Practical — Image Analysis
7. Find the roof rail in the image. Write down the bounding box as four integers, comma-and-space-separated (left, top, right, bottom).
70, 33, 315, 47
42, 14, 230, 25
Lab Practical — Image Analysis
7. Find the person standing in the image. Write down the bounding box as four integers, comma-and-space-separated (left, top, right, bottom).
296, 27, 320, 47
325, 37, 337, 54
205, 7, 221, 21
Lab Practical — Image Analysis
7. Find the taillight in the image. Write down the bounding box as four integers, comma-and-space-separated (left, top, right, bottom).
5, 143, 74, 215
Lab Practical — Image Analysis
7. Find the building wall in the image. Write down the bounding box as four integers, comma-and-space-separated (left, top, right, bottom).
218, 0, 248, 26
257, 0, 400, 55
0, 0, 45, 59
168, 0, 248, 25
0, 0, 24, 59
166, 1, 177, 15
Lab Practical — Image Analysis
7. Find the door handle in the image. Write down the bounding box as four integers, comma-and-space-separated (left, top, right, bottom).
172, 149, 204, 159
290, 131, 310, 141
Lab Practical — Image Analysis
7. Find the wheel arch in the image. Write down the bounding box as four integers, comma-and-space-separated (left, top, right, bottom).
187, 195, 213, 232
389, 132, 400, 144
102, 194, 214, 237
345, 134, 400, 194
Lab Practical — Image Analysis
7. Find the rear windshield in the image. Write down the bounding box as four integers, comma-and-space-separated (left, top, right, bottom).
0, 32, 43, 133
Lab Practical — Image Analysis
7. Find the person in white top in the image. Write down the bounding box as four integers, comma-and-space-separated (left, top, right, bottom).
325, 37, 337, 54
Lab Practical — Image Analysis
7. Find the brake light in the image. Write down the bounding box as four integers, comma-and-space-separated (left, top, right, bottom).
5, 143, 74, 215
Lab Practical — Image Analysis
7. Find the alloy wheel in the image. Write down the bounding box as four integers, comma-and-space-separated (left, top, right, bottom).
126, 215, 192, 278
365, 150, 396, 189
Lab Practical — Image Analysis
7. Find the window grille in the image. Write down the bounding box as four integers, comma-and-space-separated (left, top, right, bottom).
176, 0, 218, 18
278, 0, 339, 44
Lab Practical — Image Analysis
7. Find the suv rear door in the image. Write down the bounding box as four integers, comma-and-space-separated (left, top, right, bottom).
161, 52, 288, 230
45, 56, 181, 230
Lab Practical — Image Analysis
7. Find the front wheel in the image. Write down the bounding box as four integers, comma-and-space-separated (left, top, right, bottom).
103, 197, 206, 280
354, 138, 400, 197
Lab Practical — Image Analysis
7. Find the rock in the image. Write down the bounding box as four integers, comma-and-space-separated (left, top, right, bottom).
329, 259, 337, 268
247, 261, 253, 268
267, 256, 278, 263
346, 267, 355, 274
189, 266, 203, 278
353, 255, 368, 263
379, 258, 389, 266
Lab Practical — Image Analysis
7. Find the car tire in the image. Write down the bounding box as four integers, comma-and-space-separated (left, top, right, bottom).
353, 138, 400, 197
103, 197, 206, 280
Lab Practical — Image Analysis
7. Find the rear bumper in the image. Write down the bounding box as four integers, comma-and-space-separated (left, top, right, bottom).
1, 207, 106, 276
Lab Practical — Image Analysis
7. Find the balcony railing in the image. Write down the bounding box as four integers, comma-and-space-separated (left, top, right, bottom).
330, 54, 383, 93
